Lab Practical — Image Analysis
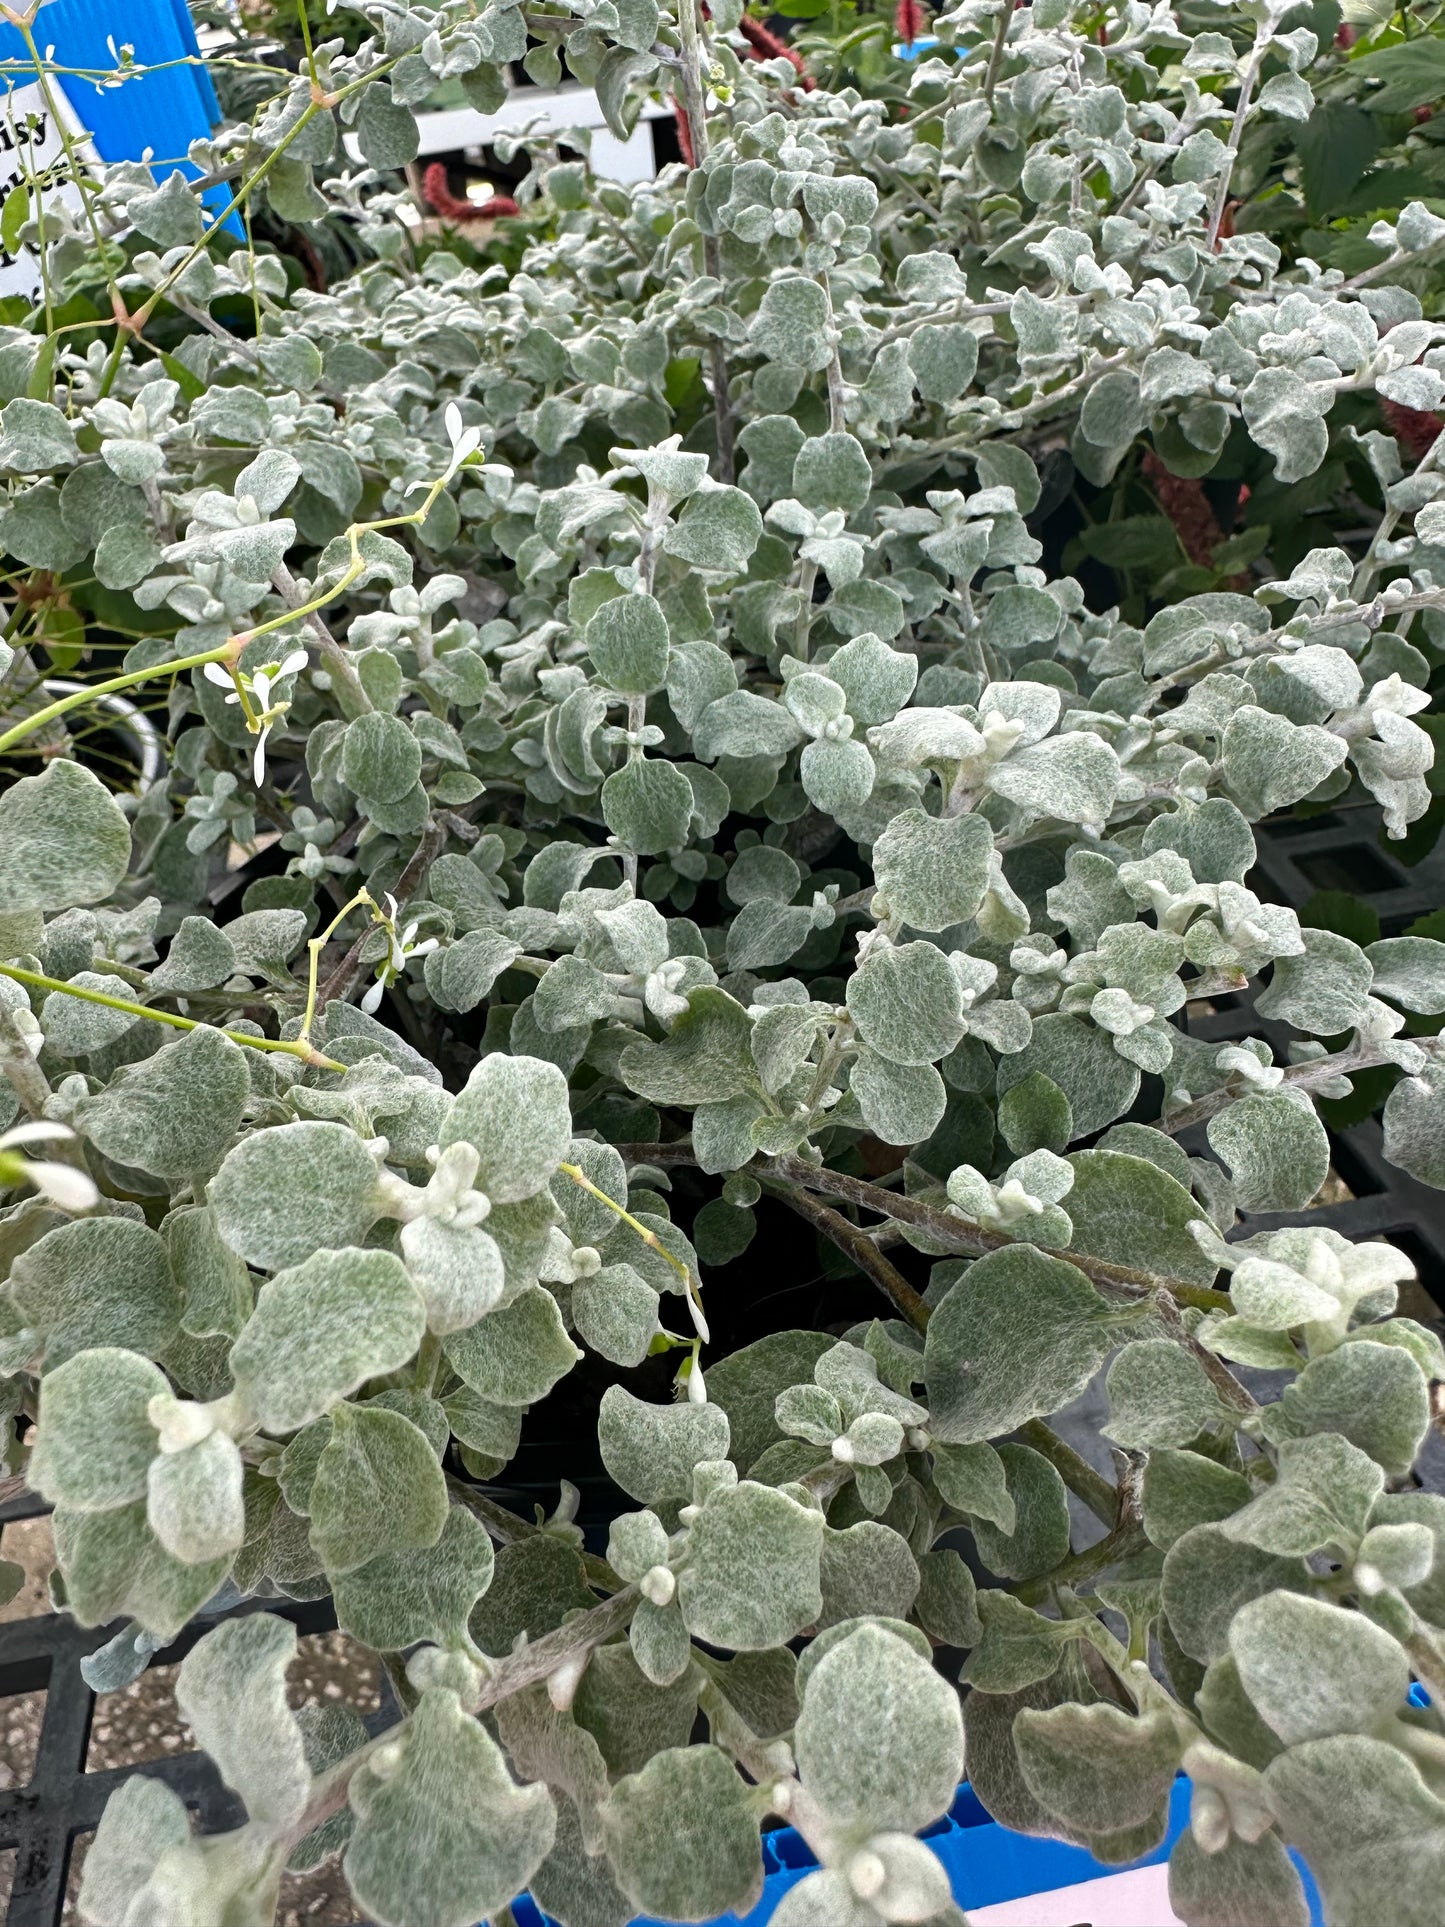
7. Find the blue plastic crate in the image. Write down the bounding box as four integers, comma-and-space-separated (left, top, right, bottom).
509, 1775, 1330, 1927
0, 0, 235, 227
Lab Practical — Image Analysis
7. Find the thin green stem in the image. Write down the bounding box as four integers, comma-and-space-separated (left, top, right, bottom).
19, 17, 130, 335
0, 964, 343, 1069
1, 465, 457, 759
299, 888, 377, 1044
296, 0, 321, 92
0, 640, 239, 755
558, 1160, 709, 1338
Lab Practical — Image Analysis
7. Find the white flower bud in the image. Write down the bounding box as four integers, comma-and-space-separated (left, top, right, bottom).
640, 1564, 676, 1607
1190, 1783, 1231, 1856
547, 1649, 590, 1711
847, 1850, 887, 1899
148, 1393, 215, 1454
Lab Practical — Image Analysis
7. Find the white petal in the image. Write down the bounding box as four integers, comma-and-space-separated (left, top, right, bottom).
384, 893, 399, 919
279, 649, 309, 677
685, 1288, 710, 1345
687, 1360, 708, 1406
252, 671, 272, 709
410, 938, 440, 958
360, 977, 385, 1015
445, 400, 463, 448
203, 661, 234, 687
253, 727, 270, 787
25, 1160, 100, 1212
402, 920, 420, 947
0, 1121, 74, 1150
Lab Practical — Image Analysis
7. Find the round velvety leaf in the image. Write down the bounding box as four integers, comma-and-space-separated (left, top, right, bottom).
340, 712, 423, 804
586, 591, 671, 695
10, 1217, 182, 1366
794, 1622, 963, 1835
1207, 1092, 1330, 1213
994, 1013, 1140, 1138
1064, 1149, 1217, 1288
440, 1053, 572, 1204
227, 1248, 427, 1435
29, 1347, 167, 1512
872, 808, 993, 932
846, 939, 965, 1066
792, 432, 873, 513
601, 755, 695, 855
923, 1244, 1117, 1445
73, 1027, 250, 1180
209, 1121, 381, 1272
0, 758, 132, 913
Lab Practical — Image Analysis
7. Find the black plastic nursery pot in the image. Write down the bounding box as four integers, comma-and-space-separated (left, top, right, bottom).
3, 803, 1445, 1927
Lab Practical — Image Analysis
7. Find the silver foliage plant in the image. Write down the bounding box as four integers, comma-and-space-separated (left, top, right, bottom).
0, 0, 1443, 1922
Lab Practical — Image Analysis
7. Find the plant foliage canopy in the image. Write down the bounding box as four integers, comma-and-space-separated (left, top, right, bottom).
0, 0, 1444, 1922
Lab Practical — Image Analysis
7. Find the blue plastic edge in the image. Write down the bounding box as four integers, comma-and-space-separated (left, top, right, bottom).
509, 1774, 1330, 1927
0, 0, 240, 233
515, 1698, 1435, 1926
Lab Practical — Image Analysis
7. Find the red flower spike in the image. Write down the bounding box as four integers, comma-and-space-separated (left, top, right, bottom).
895, 0, 924, 46
1383, 398, 1444, 460
737, 14, 816, 88
674, 97, 696, 167
423, 163, 518, 222
1142, 449, 1224, 571
1336, 22, 1356, 46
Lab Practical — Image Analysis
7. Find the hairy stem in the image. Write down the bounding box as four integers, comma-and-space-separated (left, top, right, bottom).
1158, 1041, 1393, 1137
271, 562, 373, 717
447, 1478, 621, 1592
614, 1141, 1232, 1308
0, 998, 51, 1116
1017, 1518, 1149, 1605
1018, 1419, 1118, 1526
1204, 10, 1280, 252
286, 1581, 641, 1849
762, 1176, 932, 1331
316, 817, 446, 1013
762, 1153, 1232, 1310
982, 0, 1011, 101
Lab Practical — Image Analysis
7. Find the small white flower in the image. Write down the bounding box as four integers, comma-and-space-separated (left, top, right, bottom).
0, 1122, 99, 1212
687, 1358, 708, 1405
441, 401, 484, 484
362, 895, 441, 1014
203, 650, 308, 787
